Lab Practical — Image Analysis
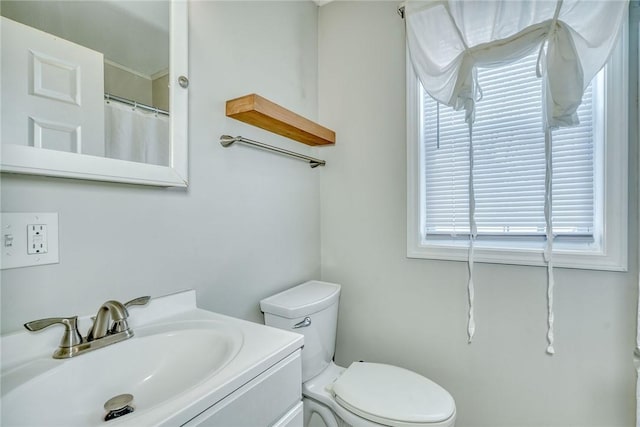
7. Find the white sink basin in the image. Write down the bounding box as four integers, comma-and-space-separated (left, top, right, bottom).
1, 291, 303, 426
1, 321, 242, 426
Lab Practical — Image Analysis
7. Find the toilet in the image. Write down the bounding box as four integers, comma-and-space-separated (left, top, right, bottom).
260, 280, 456, 427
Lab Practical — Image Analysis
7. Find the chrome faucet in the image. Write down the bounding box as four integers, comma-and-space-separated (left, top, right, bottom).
87, 300, 129, 341
24, 296, 150, 359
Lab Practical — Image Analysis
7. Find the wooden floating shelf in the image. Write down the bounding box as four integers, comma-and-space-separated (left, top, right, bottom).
225, 94, 335, 146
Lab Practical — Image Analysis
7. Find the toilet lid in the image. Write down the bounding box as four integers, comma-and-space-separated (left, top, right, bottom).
331, 362, 455, 426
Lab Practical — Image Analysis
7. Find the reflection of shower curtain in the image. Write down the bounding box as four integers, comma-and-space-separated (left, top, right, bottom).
104, 101, 170, 166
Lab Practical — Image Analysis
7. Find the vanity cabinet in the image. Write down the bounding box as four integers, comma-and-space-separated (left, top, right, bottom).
183, 350, 303, 427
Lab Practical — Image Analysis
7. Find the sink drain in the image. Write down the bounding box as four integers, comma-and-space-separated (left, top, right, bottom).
104, 393, 135, 422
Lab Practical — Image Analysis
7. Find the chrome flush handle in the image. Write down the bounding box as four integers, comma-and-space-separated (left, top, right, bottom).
293, 317, 312, 329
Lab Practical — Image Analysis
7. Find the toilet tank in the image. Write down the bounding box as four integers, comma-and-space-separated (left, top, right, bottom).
260, 281, 341, 382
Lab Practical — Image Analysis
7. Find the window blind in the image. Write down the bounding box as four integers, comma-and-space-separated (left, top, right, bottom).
422, 51, 597, 238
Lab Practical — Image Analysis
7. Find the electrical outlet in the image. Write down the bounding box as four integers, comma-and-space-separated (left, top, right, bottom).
1, 213, 59, 269
27, 224, 48, 254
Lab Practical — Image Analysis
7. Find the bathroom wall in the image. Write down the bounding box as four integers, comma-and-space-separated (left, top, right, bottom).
104, 61, 153, 106
318, 2, 638, 427
0, 1, 320, 333
152, 73, 170, 112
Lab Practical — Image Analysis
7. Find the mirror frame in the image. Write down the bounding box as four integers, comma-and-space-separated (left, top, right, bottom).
0, 1, 189, 187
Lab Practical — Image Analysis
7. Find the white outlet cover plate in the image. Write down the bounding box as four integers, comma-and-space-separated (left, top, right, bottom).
1, 213, 59, 269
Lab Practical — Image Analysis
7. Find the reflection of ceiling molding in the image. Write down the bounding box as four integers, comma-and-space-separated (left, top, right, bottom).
151, 69, 170, 81
1, 1, 169, 77
104, 59, 152, 81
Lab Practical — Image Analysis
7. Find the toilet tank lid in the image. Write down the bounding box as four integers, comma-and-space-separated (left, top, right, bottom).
260, 280, 341, 319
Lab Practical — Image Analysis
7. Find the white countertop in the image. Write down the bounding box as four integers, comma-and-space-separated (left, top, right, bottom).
1, 290, 304, 426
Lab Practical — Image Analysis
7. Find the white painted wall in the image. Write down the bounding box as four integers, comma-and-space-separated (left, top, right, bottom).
318, 2, 638, 426
104, 62, 153, 106
1, 1, 320, 333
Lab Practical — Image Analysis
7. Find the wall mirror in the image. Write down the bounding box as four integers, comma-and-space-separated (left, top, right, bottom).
0, 0, 188, 187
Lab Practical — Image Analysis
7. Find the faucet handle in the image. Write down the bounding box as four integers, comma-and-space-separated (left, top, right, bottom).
107, 296, 150, 334
124, 296, 151, 308
24, 316, 83, 348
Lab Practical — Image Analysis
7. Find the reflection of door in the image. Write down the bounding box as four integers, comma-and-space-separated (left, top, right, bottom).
1, 17, 104, 156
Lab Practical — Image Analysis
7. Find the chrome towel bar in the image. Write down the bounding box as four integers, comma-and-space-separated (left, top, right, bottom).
219, 135, 326, 168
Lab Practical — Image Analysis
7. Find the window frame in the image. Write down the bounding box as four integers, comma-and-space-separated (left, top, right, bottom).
406, 24, 629, 271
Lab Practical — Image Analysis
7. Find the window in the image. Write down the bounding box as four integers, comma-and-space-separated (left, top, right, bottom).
423, 51, 597, 239
406, 29, 628, 271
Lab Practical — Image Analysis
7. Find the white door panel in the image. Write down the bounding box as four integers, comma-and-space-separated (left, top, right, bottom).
1, 17, 104, 156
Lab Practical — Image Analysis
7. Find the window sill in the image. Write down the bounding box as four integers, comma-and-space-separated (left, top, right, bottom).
407, 238, 627, 271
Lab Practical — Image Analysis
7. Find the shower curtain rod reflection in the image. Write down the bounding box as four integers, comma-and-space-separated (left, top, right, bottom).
219, 135, 326, 168
104, 93, 169, 116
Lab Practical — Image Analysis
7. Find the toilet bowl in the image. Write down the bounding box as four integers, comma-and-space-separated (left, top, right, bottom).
260, 281, 456, 427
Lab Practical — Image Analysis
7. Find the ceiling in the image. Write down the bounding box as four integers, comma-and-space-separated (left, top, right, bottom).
1, 0, 170, 78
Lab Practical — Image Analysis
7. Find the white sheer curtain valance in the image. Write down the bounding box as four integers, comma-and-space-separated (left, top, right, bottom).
406, 0, 627, 128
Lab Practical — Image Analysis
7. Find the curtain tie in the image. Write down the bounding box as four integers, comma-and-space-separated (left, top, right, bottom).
467, 119, 477, 343
544, 128, 555, 355
536, 0, 564, 78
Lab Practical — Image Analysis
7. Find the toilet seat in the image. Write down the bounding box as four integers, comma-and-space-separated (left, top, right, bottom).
330, 362, 456, 427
